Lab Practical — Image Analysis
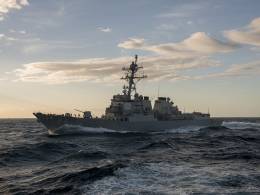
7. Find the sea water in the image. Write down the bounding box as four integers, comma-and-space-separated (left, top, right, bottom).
0, 119, 260, 194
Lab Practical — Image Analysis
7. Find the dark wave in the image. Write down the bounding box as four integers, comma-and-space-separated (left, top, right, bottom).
201, 150, 260, 161
0, 142, 79, 166
48, 151, 109, 165
216, 174, 260, 188
134, 125, 260, 163
138, 139, 175, 150
0, 161, 126, 195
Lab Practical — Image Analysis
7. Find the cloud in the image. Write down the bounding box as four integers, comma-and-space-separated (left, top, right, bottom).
14, 57, 260, 84
118, 38, 145, 49
224, 17, 260, 46
156, 2, 208, 19
14, 32, 239, 84
0, 77, 7, 81
193, 60, 260, 80
217, 60, 260, 77
9, 29, 26, 34
180, 32, 237, 53
0, 33, 17, 41
118, 32, 237, 55
14, 57, 129, 84
97, 27, 112, 33
0, 33, 86, 54
0, 0, 29, 21
19, 30, 26, 34
157, 12, 190, 18
156, 24, 179, 31
14, 55, 220, 84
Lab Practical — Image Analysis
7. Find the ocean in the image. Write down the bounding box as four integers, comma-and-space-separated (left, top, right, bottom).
0, 119, 260, 194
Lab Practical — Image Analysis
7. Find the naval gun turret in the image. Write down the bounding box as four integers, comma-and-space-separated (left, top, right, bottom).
74, 109, 92, 119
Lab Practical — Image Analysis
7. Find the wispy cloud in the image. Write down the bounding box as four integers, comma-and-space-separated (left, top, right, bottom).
156, 2, 208, 19
0, 77, 7, 81
0, 32, 86, 54
156, 24, 179, 31
19, 30, 26, 34
221, 60, 260, 77
20, 39, 84, 54
197, 60, 260, 79
13, 55, 220, 84
119, 32, 237, 55
0, 33, 17, 41
157, 12, 190, 19
118, 38, 145, 49
9, 29, 27, 34
0, 0, 29, 21
97, 27, 112, 33
224, 17, 260, 46
16, 54, 260, 84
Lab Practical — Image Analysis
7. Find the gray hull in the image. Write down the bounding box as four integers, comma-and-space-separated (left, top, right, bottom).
34, 113, 222, 133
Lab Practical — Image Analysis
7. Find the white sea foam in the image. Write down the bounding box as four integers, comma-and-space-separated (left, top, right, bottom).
166, 125, 205, 133
222, 121, 260, 130
48, 129, 59, 135
83, 161, 257, 194
50, 124, 117, 135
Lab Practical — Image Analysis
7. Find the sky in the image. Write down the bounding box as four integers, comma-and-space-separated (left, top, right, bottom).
0, 0, 260, 118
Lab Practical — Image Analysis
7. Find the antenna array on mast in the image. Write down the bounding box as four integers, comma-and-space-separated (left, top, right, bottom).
121, 55, 147, 99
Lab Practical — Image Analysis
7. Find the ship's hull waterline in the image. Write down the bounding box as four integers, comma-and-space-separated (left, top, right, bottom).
34, 114, 222, 133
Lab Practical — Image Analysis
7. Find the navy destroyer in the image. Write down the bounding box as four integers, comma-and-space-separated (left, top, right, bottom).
34, 55, 221, 133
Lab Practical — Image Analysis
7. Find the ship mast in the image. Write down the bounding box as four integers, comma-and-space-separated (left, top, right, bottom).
121, 55, 147, 99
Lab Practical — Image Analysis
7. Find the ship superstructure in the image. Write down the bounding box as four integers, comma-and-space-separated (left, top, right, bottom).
104, 55, 154, 121
103, 55, 209, 121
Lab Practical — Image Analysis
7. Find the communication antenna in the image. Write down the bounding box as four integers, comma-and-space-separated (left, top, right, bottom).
134, 54, 138, 64
157, 84, 160, 98
121, 55, 147, 99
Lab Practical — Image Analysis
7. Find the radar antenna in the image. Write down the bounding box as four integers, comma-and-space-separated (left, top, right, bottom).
74, 109, 85, 113
121, 55, 147, 99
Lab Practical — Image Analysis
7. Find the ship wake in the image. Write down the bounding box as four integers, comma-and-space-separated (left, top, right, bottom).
49, 124, 118, 135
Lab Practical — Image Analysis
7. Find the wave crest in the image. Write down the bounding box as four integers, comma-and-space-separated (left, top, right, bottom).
222, 121, 260, 130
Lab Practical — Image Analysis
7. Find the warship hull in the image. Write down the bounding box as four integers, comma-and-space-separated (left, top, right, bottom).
34, 113, 222, 133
